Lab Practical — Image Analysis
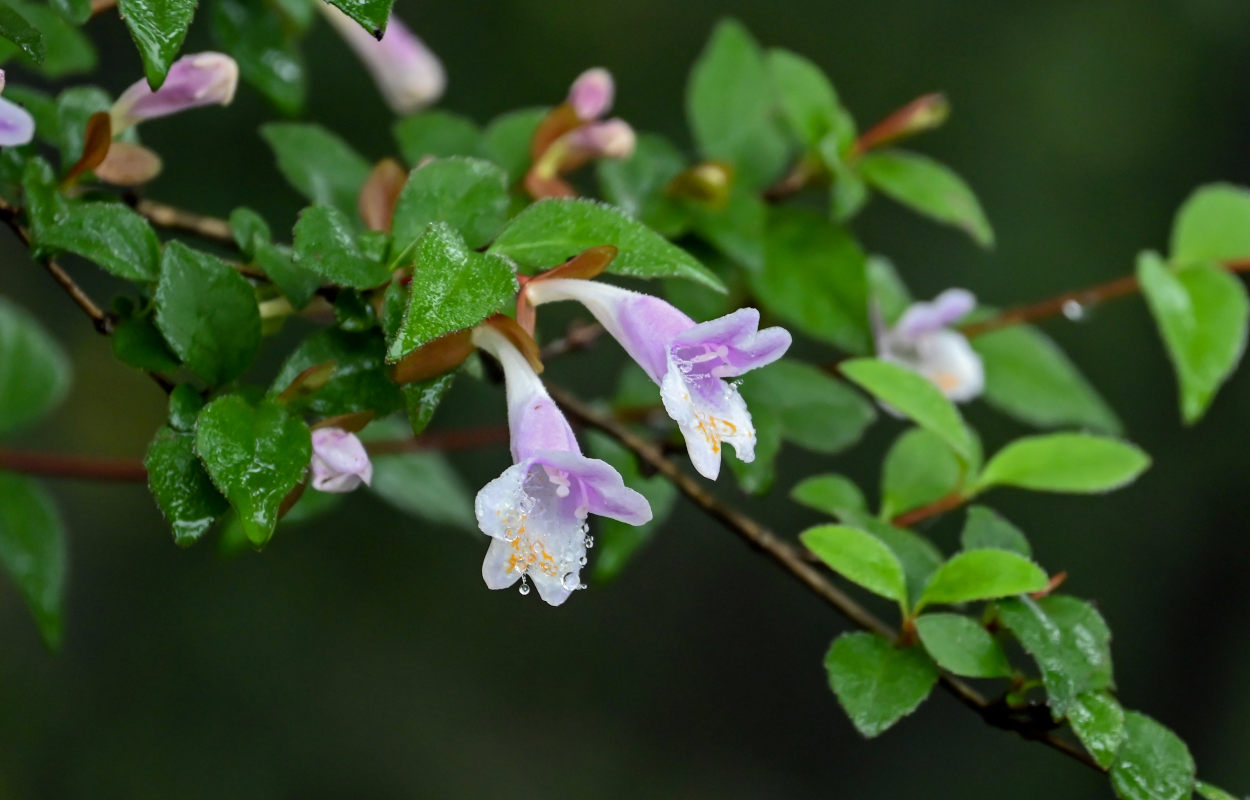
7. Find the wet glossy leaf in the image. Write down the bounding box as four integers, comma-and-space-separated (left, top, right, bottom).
293, 204, 392, 289
402, 372, 454, 435
0, 297, 70, 436
587, 431, 678, 583
914, 613, 1011, 678
393, 110, 481, 164
0, 0, 43, 63
1170, 183, 1250, 264
270, 327, 403, 417
997, 595, 1113, 717
210, 0, 305, 115
392, 157, 510, 250
145, 425, 230, 546
1069, 690, 1127, 769
959, 505, 1031, 557
1111, 712, 1196, 800
790, 474, 866, 518
860, 149, 993, 247
118, 0, 196, 88
37, 202, 161, 282
801, 524, 907, 604
0, 0, 96, 77
0, 474, 65, 647
880, 428, 962, 519
261, 123, 371, 219
917, 549, 1047, 610
841, 358, 976, 462
825, 631, 938, 738
257, 241, 321, 309
974, 433, 1150, 495
112, 304, 180, 373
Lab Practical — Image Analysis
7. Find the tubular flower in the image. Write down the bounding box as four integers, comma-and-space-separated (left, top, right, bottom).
309, 427, 373, 493
525, 279, 792, 480
110, 52, 239, 133
321, 4, 445, 115
0, 69, 34, 147
472, 322, 651, 606
874, 288, 984, 402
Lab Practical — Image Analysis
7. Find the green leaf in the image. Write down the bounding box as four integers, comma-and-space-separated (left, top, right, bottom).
1170, 183, 1250, 264
586, 431, 678, 583
973, 433, 1150, 495
194, 395, 311, 546
840, 358, 976, 462
392, 157, 510, 250
393, 111, 482, 165
145, 425, 230, 546
688, 185, 767, 271
1068, 691, 1127, 769
257, 241, 321, 309
387, 222, 516, 360
324, 0, 391, 38
154, 241, 261, 386
1195, 782, 1240, 800
21, 158, 69, 243
1111, 712, 1196, 800
959, 505, 1031, 557
0, 0, 43, 63
489, 198, 725, 292
917, 549, 1047, 610
118, 0, 197, 88
49, 0, 91, 26
755, 207, 870, 352
972, 324, 1121, 434
360, 419, 473, 531
36, 202, 161, 282
996, 595, 1113, 717
0, 473, 66, 647
210, 0, 305, 115
1138, 253, 1249, 424
825, 631, 939, 738
880, 428, 962, 519
50, 86, 111, 166
293, 204, 392, 289
766, 48, 855, 152
112, 301, 180, 373
596, 133, 690, 238
228, 207, 271, 256
840, 511, 943, 608
167, 383, 203, 432
859, 149, 994, 247
0, 297, 70, 436
480, 107, 545, 184
0, 0, 95, 77
270, 327, 403, 417
686, 18, 789, 190
402, 373, 454, 435
746, 359, 876, 453
261, 123, 371, 219
800, 524, 907, 604
914, 613, 1012, 678
790, 474, 866, 518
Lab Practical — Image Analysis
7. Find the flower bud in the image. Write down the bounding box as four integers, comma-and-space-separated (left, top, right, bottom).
853, 93, 950, 155
110, 52, 239, 133
322, 5, 445, 115
566, 118, 635, 160
310, 428, 373, 493
567, 67, 614, 121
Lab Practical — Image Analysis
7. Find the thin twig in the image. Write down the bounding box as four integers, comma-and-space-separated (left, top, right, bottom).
548, 382, 1105, 774
0, 448, 148, 482
135, 199, 234, 244
539, 321, 604, 360
891, 490, 967, 527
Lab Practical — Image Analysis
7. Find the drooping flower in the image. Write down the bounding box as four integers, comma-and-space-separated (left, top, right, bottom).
874, 288, 984, 402
310, 427, 373, 493
321, 4, 445, 115
0, 69, 34, 147
472, 320, 651, 606
110, 52, 239, 133
524, 279, 792, 480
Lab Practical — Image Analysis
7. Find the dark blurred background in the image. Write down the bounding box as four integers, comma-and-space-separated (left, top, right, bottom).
2, 0, 1249, 797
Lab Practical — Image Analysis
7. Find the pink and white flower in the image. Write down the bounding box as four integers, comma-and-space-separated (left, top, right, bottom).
310, 427, 373, 493
875, 288, 984, 402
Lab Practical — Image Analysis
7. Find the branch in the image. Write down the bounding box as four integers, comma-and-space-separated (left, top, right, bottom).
0, 448, 147, 482
547, 382, 1104, 774
134, 199, 235, 244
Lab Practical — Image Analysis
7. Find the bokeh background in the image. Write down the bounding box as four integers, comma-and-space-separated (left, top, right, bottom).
2, 0, 1249, 797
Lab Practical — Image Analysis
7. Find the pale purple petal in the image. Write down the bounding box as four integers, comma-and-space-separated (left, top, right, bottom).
567, 67, 613, 120
310, 428, 372, 493
670, 307, 792, 379
894, 288, 975, 340
111, 52, 238, 132
565, 118, 635, 160
535, 450, 652, 526
323, 6, 445, 115
482, 537, 523, 590
0, 96, 34, 147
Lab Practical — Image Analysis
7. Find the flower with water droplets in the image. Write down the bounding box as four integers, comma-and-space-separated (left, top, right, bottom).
110, 53, 239, 133
321, 4, 445, 115
0, 69, 34, 147
472, 320, 651, 606
310, 427, 373, 493
874, 288, 984, 402
525, 279, 792, 480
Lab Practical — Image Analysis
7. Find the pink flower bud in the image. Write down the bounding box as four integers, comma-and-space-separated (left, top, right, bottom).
110, 52, 239, 133
310, 428, 373, 493
567, 67, 614, 121
322, 5, 445, 115
566, 118, 636, 160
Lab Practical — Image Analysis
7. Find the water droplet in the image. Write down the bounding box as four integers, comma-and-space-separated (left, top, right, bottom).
518, 575, 530, 596
578, 556, 588, 566
584, 535, 595, 549
561, 573, 579, 591
1062, 300, 1086, 321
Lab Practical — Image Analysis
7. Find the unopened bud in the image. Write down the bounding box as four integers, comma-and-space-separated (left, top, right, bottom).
666, 161, 734, 207
567, 118, 635, 160
310, 428, 373, 493
853, 93, 950, 155
110, 52, 239, 133
567, 67, 614, 121
322, 5, 445, 115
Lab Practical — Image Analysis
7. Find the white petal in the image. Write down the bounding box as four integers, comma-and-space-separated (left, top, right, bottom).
474, 462, 529, 540
916, 330, 984, 402
529, 567, 575, 606
659, 366, 755, 480
482, 538, 522, 591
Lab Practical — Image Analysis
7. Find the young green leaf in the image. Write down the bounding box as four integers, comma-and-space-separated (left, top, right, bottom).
261, 123, 371, 219
800, 524, 908, 605
21, 158, 69, 243
387, 222, 517, 361
489, 198, 726, 292
973, 433, 1150, 495
972, 324, 1121, 434
293, 205, 393, 289
859, 149, 994, 247
790, 474, 867, 518
996, 595, 1113, 717
210, 0, 306, 115
838, 511, 943, 609
880, 428, 963, 519
959, 506, 1031, 557
686, 18, 790, 190
194, 395, 311, 547
270, 327, 403, 417
145, 425, 230, 546
155, 242, 261, 386
1110, 712, 1196, 800
391, 157, 510, 250
586, 431, 678, 583
825, 631, 939, 738
1068, 691, 1127, 769
0, 473, 66, 647
914, 613, 1012, 678
1138, 253, 1249, 424
36, 202, 161, 282
393, 110, 482, 165
766, 48, 855, 152
0, 297, 70, 436
1169, 183, 1250, 264
840, 358, 977, 462
324, 0, 392, 38
480, 107, 546, 184
118, 0, 196, 88
0, 0, 43, 63
917, 549, 1047, 610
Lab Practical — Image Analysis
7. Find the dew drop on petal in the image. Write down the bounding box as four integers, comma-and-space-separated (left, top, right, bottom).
518, 575, 531, 596
561, 573, 579, 591
584, 535, 595, 549
578, 556, 588, 566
